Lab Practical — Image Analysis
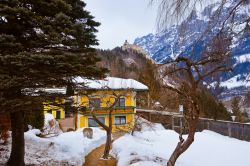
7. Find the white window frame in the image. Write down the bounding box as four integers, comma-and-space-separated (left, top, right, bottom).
115, 116, 126, 125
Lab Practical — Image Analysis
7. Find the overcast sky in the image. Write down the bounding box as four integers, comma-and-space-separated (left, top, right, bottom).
85, 0, 158, 49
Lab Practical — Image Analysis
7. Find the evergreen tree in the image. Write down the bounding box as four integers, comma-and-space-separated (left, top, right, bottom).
198, 89, 231, 121
243, 91, 250, 107
33, 107, 44, 130
217, 102, 231, 121
24, 104, 44, 131
0, 1, 106, 165
231, 96, 249, 122
231, 97, 241, 117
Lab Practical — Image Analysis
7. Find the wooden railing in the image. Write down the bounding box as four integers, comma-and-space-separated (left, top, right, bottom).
136, 109, 250, 141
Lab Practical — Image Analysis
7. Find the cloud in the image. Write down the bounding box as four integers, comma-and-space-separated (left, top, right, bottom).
85, 0, 158, 49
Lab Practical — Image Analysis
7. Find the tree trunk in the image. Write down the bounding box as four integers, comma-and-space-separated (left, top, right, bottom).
103, 130, 112, 159
7, 111, 25, 166
167, 133, 195, 166
167, 118, 198, 166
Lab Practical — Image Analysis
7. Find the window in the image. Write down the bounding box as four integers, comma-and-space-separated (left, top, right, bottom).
114, 98, 125, 107
88, 117, 105, 127
56, 111, 61, 119
115, 116, 126, 125
89, 98, 101, 108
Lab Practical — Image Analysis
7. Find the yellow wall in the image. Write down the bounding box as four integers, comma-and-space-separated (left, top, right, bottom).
79, 115, 85, 128
79, 90, 136, 108
79, 112, 135, 132
77, 90, 136, 132
43, 98, 65, 119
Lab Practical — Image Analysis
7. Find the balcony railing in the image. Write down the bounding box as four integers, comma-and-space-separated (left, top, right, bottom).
79, 106, 136, 113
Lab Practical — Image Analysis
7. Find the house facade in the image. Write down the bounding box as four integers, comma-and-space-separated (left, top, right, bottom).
44, 77, 148, 132
44, 98, 65, 120
76, 90, 136, 132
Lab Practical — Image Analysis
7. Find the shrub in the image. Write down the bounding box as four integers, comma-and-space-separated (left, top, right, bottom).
24, 106, 44, 131
0, 113, 10, 144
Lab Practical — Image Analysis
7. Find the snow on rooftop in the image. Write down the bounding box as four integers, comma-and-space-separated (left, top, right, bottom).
27, 77, 148, 96
74, 77, 149, 91
43, 88, 66, 94
23, 88, 66, 96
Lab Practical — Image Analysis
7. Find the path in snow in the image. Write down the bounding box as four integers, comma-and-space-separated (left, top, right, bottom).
83, 144, 116, 166
83, 132, 124, 166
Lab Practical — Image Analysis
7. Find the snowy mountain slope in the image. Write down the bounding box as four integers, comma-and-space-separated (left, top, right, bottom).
134, 0, 250, 96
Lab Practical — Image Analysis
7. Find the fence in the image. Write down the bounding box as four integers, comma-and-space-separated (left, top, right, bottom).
136, 109, 250, 141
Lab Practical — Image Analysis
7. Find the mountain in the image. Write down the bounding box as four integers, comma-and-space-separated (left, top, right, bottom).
134, 0, 250, 98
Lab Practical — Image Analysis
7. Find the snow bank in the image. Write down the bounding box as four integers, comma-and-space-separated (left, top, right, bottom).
137, 116, 165, 132
112, 124, 250, 166
0, 128, 106, 166
44, 113, 54, 124
41, 113, 62, 137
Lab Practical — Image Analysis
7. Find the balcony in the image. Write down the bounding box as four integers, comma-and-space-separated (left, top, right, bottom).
79, 106, 136, 115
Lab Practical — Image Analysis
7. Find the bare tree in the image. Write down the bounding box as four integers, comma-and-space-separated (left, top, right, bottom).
159, 32, 232, 166
87, 92, 127, 159
147, 1, 250, 165
153, 0, 250, 32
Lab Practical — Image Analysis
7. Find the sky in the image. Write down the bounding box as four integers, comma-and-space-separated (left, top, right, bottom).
84, 0, 158, 49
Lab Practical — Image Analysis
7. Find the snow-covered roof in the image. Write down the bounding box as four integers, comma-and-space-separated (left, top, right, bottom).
74, 77, 148, 91
22, 88, 66, 96
24, 77, 148, 95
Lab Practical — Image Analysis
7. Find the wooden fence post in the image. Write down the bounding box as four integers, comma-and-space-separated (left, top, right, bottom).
171, 116, 174, 130
147, 92, 150, 108
207, 121, 210, 130
180, 117, 183, 133
228, 122, 232, 137
241, 124, 244, 140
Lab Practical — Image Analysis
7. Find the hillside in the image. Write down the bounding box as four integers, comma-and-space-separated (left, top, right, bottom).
97, 43, 179, 110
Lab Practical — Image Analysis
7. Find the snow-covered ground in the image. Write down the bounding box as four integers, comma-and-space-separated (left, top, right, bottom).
0, 128, 106, 166
112, 123, 250, 166
220, 74, 250, 89
235, 53, 250, 63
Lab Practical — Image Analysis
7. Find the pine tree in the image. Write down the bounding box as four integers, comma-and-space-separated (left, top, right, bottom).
0, 1, 106, 165
24, 104, 44, 131
243, 91, 250, 107
231, 97, 241, 122
231, 96, 249, 122
198, 89, 231, 121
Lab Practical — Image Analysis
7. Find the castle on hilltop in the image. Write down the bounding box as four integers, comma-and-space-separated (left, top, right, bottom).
121, 40, 148, 55
121, 40, 154, 63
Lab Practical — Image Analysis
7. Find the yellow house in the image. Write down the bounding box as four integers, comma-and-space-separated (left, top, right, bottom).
44, 77, 148, 132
